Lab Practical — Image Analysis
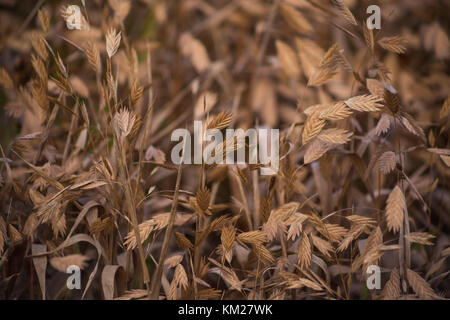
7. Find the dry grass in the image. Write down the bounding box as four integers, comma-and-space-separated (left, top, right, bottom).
0, 0, 449, 300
